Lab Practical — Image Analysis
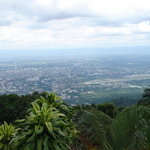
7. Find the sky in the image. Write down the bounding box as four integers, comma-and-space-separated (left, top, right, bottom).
0, 0, 150, 50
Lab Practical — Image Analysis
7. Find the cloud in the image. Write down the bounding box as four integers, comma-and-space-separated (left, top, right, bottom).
1, 0, 150, 25
1, 0, 150, 49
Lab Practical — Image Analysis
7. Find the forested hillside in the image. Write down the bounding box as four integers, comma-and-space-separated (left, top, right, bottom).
0, 88, 149, 150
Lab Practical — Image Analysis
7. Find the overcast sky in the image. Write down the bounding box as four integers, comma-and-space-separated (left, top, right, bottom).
0, 0, 150, 50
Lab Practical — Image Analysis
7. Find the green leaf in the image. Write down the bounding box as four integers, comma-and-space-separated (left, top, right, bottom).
35, 125, 44, 135
32, 102, 40, 113
0, 135, 4, 141
53, 143, 62, 150
41, 103, 48, 113
26, 133, 36, 144
58, 130, 66, 137
24, 142, 35, 150
43, 134, 49, 146
55, 120, 68, 127
45, 122, 53, 134
36, 136, 44, 150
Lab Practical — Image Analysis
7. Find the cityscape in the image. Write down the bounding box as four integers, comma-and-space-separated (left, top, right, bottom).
0, 54, 150, 105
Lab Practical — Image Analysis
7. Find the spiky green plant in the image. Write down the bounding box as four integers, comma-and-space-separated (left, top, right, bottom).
13, 93, 77, 150
35, 92, 74, 117
0, 121, 19, 150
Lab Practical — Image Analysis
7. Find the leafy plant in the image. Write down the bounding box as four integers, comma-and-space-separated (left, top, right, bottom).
77, 109, 112, 149
13, 93, 77, 150
77, 106, 150, 150
0, 121, 19, 150
108, 106, 150, 150
35, 92, 75, 117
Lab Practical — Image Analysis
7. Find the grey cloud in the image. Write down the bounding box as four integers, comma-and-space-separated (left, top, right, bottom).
37, 11, 93, 22
0, 0, 37, 25
91, 14, 150, 27
0, 0, 93, 23
31, 4, 93, 22
1, 0, 150, 29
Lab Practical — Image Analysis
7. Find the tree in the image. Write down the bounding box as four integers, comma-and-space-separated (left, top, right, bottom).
0, 92, 50, 123
138, 87, 150, 106
97, 103, 117, 118
0, 94, 21, 123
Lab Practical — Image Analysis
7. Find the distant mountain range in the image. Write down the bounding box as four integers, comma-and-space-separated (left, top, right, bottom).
0, 46, 150, 59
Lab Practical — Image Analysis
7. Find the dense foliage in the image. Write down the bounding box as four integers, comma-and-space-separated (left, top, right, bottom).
0, 92, 46, 123
0, 87, 150, 149
138, 86, 150, 106
0, 93, 77, 150
77, 106, 150, 150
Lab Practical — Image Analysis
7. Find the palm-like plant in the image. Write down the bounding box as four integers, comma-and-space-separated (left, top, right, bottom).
77, 109, 112, 150
35, 92, 74, 117
13, 93, 77, 150
78, 106, 150, 150
108, 106, 150, 150
0, 121, 19, 150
